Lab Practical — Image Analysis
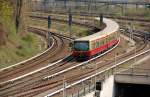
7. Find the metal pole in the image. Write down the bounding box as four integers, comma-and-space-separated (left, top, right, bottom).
47, 15, 51, 48
130, 22, 134, 74
133, 25, 136, 75
115, 52, 117, 73
68, 12, 72, 38
95, 60, 97, 91
63, 77, 67, 97
128, 22, 132, 42
100, 14, 103, 26
134, 45, 136, 68
64, 0, 67, 9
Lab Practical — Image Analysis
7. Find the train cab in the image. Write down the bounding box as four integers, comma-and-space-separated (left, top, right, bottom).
72, 41, 90, 60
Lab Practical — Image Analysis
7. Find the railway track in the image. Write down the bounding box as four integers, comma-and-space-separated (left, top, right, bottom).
40, 30, 150, 97
44, 30, 149, 97
5, 30, 149, 97
27, 12, 150, 23
0, 28, 72, 83
0, 29, 148, 97
0, 16, 100, 96
0, 16, 149, 97
28, 12, 150, 29
0, 39, 119, 97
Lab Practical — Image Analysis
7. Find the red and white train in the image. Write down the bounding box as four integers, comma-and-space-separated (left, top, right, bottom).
72, 18, 120, 60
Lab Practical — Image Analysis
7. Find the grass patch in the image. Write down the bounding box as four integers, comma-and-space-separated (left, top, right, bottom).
29, 18, 90, 38
0, 33, 45, 69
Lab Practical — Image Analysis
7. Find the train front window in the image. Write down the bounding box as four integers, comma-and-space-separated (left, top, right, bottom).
74, 41, 89, 51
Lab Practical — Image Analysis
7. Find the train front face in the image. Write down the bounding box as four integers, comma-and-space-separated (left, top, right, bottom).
72, 41, 90, 61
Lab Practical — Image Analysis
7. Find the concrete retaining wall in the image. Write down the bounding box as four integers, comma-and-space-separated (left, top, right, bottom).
100, 76, 115, 97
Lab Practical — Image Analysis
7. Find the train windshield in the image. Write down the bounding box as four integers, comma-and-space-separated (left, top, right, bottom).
74, 41, 89, 51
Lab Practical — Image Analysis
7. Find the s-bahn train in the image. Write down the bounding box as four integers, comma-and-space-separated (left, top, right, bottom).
72, 18, 120, 60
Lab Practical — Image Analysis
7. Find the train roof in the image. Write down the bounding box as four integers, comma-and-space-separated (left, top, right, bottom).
75, 18, 119, 41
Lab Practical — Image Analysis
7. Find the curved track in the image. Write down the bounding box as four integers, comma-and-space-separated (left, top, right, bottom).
44, 29, 149, 97
0, 17, 149, 97
1, 30, 148, 97
0, 28, 71, 84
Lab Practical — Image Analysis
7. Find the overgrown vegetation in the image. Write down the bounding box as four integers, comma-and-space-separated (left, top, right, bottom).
0, 0, 45, 69
0, 33, 45, 69
29, 18, 90, 38
29, 14, 106, 38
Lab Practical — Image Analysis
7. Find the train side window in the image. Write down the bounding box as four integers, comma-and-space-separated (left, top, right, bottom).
93, 41, 96, 49
98, 40, 101, 46
96, 42, 98, 48
108, 36, 111, 41
92, 42, 95, 49
110, 34, 115, 41
104, 38, 106, 44
111, 35, 113, 40
106, 37, 109, 42
102, 40, 105, 45
94, 42, 96, 48
110, 35, 113, 41
100, 39, 104, 45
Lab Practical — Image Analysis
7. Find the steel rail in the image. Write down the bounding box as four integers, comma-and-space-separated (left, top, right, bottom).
0, 37, 70, 85
43, 39, 120, 80
45, 48, 150, 97
0, 38, 53, 72
55, 0, 150, 5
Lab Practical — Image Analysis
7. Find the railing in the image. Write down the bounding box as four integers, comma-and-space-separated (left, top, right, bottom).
64, 67, 150, 97
66, 84, 95, 97
118, 67, 150, 76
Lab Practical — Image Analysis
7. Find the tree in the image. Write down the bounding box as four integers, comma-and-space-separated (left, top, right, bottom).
0, 23, 6, 45
15, 0, 28, 36
0, 0, 13, 45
